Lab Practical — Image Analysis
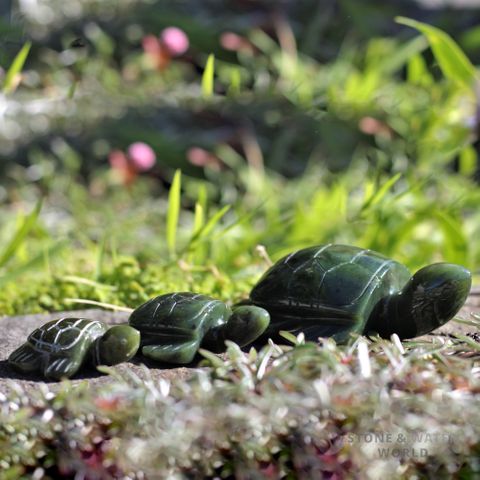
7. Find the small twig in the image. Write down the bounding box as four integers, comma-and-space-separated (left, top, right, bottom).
255, 244, 273, 267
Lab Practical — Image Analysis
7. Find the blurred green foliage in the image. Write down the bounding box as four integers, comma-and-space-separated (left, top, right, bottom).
0, 0, 480, 315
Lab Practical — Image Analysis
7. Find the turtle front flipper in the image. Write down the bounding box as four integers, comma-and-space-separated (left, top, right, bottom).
367, 263, 471, 339
8, 343, 42, 374
43, 355, 82, 380
141, 333, 201, 364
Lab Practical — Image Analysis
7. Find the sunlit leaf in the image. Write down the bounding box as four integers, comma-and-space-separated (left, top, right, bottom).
361, 173, 402, 213
198, 348, 225, 367
396, 17, 477, 89
2, 41, 31, 94
188, 205, 231, 247
407, 53, 434, 86
0, 239, 67, 287
278, 331, 300, 345
377, 35, 428, 75
202, 53, 215, 98
193, 203, 204, 235
433, 210, 468, 265
458, 145, 477, 176
167, 169, 182, 257
0, 200, 42, 268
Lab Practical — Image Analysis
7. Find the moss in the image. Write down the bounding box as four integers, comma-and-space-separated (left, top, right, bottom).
2, 337, 480, 478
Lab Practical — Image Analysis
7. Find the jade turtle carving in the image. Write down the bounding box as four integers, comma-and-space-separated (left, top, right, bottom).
8, 318, 140, 380
129, 292, 270, 364
247, 244, 471, 342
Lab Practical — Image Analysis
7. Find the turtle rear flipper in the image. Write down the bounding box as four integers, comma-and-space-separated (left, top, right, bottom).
43, 356, 82, 380
142, 336, 201, 364
8, 344, 41, 374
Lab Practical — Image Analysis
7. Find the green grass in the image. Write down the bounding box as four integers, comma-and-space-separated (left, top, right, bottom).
202, 53, 215, 98
2, 334, 480, 478
166, 169, 182, 257
2, 41, 31, 94
0, 165, 479, 315
396, 17, 477, 89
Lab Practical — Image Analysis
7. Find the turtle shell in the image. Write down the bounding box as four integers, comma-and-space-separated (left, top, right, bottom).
28, 318, 107, 354
250, 244, 411, 340
129, 292, 230, 338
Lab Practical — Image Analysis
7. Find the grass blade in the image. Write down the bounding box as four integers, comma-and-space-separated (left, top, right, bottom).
202, 53, 215, 98
278, 331, 301, 345
95, 235, 107, 280
187, 205, 230, 248
0, 239, 67, 287
3, 41, 31, 94
64, 298, 133, 313
377, 35, 428, 75
396, 17, 477, 89
193, 202, 205, 235
458, 145, 477, 176
166, 169, 182, 257
453, 333, 480, 352
198, 348, 226, 368
407, 53, 434, 86
0, 199, 42, 268
211, 201, 266, 241
67, 79, 77, 99
432, 210, 468, 265
191, 186, 207, 263
360, 173, 401, 213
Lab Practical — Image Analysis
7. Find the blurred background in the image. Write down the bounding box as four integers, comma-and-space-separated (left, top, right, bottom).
1, 0, 480, 315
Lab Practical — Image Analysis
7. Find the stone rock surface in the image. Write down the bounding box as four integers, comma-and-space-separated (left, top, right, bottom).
0, 299, 479, 395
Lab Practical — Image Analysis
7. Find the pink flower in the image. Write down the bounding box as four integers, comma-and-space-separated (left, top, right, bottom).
161, 27, 189, 56
220, 32, 253, 53
142, 34, 170, 70
142, 34, 163, 56
108, 149, 128, 170
108, 149, 136, 185
187, 146, 223, 170
127, 142, 156, 171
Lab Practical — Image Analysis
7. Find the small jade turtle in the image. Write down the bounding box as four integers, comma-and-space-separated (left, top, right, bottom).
247, 244, 471, 342
129, 292, 270, 364
8, 318, 140, 380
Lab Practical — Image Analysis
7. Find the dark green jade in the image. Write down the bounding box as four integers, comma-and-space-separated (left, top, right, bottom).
247, 244, 471, 342
129, 292, 270, 364
8, 318, 140, 380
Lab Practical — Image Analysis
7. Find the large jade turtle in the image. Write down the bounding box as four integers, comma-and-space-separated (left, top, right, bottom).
129, 292, 270, 364
9, 318, 140, 380
248, 244, 471, 342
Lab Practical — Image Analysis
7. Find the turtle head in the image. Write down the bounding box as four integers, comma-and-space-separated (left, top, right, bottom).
377, 263, 471, 339
93, 325, 140, 366
224, 306, 270, 347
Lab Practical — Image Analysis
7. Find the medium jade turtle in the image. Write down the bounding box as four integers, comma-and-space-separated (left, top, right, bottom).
8, 318, 140, 380
129, 292, 270, 364
247, 244, 471, 342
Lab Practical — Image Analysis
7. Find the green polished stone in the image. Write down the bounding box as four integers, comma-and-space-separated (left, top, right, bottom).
129, 292, 270, 364
8, 318, 140, 380
248, 244, 472, 342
